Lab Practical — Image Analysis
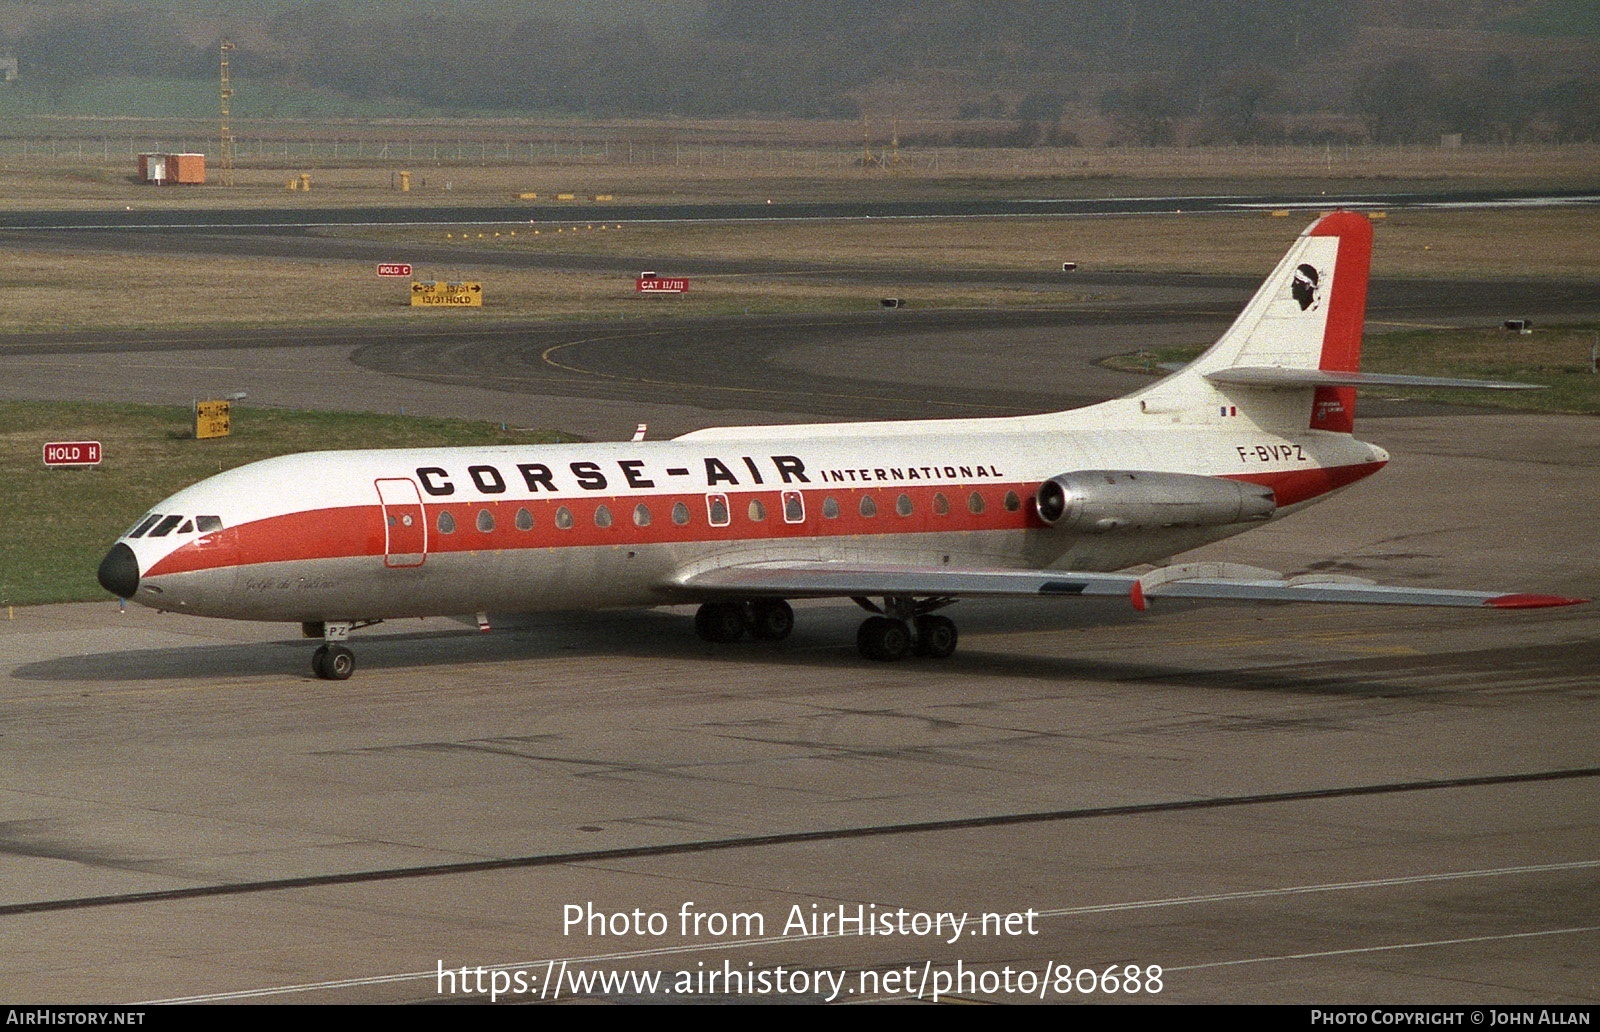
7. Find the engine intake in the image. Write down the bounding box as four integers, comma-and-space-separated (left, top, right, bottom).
1035, 470, 1275, 532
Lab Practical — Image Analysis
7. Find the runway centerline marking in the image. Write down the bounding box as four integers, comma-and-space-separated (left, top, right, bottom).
135, 858, 1600, 1004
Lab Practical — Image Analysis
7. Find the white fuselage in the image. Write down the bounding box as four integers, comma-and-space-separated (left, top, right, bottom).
111, 396, 1388, 625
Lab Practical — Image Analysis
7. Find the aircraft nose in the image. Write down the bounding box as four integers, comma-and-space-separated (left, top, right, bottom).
97, 543, 140, 599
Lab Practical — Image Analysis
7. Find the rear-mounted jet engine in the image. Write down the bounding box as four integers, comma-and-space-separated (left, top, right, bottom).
1035, 471, 1276, 533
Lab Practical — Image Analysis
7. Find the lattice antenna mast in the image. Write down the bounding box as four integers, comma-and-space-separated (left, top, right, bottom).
219, 40, 236, 187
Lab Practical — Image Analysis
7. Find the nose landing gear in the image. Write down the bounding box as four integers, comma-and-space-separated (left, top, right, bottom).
311, 643, 355, 680
304, 619, 380, 680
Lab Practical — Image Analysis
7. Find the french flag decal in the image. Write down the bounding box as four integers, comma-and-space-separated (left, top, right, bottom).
1221, 405, 1238, 417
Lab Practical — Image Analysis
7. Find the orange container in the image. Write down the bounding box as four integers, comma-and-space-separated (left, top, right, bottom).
169, 153, 206, 184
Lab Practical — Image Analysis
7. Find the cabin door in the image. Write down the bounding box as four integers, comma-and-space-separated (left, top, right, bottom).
375, 478, 428, 567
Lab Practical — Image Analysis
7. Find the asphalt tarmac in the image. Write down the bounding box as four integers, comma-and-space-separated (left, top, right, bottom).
0, 206, 1597, 1005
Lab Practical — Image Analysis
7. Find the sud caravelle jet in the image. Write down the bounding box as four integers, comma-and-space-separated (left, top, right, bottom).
97, 212, 1584, 679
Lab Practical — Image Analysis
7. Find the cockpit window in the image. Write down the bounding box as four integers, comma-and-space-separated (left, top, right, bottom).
147, 515, 184, 537
176, 520, 194, 534
127, 514, 162, 538
196, 516, 223, 533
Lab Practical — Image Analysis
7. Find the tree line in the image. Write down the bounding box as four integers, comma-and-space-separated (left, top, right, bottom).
1, 1, 1595, 143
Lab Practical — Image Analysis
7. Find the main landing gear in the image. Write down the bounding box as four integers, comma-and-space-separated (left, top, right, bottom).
694, 599, 795, 644
692, 597, 958, 662
854, 596, 957, 662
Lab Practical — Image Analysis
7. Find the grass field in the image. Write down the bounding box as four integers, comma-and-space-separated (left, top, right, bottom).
1103, 323, 1600, 415
0, 243, 1099, 334
0, 138, 1597, 209
0, 402, 564, 606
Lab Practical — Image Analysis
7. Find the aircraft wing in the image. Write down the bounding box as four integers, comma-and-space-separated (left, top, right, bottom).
670, 560, 1585, 610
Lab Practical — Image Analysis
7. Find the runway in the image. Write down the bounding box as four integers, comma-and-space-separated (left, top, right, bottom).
1, 209, 1598, 1003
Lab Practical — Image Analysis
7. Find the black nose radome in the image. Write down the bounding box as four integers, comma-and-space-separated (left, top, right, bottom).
97, 543, 140, 599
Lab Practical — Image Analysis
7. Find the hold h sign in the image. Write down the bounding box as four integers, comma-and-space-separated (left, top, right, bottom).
44, 441, 102, 466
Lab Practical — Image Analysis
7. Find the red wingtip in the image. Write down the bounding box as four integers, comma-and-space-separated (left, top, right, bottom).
1130, 580, 1147, 612
1484, 593, 1590, 609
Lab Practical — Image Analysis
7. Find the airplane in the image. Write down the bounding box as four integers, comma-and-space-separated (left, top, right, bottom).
96, 211, 1585, 679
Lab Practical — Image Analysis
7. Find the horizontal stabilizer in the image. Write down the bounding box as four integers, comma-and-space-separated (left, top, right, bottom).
1205, 367, 1543, 390
670, 561, 1586, 610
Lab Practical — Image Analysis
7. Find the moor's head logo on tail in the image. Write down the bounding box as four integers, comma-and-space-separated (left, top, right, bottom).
1291, 264, 1321, 311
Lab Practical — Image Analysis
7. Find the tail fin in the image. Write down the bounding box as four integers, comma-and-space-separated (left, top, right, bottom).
1136, 211, 1373, 434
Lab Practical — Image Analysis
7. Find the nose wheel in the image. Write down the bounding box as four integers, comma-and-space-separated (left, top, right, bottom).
305, 619, 377, 679
312, 643, 355, 680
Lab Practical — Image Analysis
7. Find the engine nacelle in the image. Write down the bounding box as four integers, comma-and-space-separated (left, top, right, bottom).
1034, 470, 1276, 533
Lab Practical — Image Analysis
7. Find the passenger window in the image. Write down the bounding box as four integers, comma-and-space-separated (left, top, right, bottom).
147, 515, 183, 537
707, 495, 730, 527
437, 511, 456, 534
933, 493, 950, 515
783, 491, 804, 523
968, 492, 985, 514
896, 494, 913, 517
594, 505, 613, 528
196, 516, 223, 533
477, 509, 495, 532
128, 514, 162, 538
634, 503, 651, 527
1004, 491, 1021, 512
748, 498, 766, 522
555, 506, 574, 530
515, 507, 534, 531
822, 497, 839, 519
672, 501, 691, 526
859, 495, 877, 517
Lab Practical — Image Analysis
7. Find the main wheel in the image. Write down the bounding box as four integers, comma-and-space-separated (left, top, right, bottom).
694, 602, 747, 643
857, 616, 912, 661
914, 615, 958, 659
748, 599, 795, 641
311, 644, 330, 679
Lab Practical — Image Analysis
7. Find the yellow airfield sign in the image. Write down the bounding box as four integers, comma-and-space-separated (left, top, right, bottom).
411, 281, 484, 307
194, 400, 231, 439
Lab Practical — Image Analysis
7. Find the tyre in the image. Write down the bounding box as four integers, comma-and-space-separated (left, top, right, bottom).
695, 602, 747, 643
914, 615, 958, 658
858, 616, 911, 661
323, 644, 355, 680
311, 644, 331, 679
748, 600, 795, 641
